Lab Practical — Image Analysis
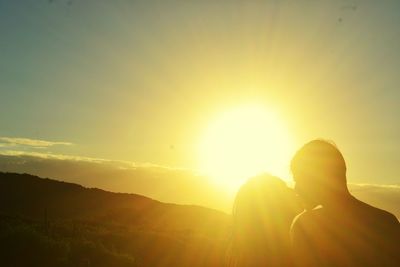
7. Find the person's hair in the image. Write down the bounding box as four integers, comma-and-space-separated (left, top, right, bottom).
290, 139, 347, 184
227, 173, 301, 267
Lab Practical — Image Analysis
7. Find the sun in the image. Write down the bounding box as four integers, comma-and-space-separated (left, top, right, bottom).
198, 104, 293, 189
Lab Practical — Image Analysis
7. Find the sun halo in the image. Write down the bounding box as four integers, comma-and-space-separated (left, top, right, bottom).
198, 105, 293, 190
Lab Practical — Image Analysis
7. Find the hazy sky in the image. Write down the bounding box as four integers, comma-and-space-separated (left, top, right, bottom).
1, 0, 399, 185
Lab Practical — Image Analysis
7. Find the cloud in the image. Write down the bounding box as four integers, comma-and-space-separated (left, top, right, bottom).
0, 137, 73, 148
0, 150, 108, 163
0, 150, 186, 171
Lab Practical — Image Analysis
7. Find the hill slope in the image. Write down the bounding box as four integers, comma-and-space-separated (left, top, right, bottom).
0, 172, 230, 267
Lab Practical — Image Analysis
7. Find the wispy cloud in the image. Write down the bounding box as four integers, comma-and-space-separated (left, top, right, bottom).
0, 150, 185, 171
0, 150, 105, 163
350, 183, 400, 190
0, 137, 73, 148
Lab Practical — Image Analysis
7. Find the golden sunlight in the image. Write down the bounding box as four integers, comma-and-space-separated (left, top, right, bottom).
198, 104, 294, 188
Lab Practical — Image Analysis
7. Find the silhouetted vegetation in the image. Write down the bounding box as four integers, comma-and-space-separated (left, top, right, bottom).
0, 172, 229, 267
0, 215, 135, 266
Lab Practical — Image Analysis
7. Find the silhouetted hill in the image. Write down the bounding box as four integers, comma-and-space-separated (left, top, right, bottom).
0, 172, 230, 267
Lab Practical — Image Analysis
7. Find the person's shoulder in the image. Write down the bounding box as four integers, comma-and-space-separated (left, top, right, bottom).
291, 207, 322, 231
290, 207, 328, 251
355, 198, 399, 226
374, 207, 399, 224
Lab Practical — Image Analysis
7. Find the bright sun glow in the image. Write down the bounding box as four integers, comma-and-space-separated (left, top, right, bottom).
199, 104, 294, 189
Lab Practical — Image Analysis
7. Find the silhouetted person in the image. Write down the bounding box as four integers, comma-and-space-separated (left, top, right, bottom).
290, 140, 400, 267
227, 173, 302, 267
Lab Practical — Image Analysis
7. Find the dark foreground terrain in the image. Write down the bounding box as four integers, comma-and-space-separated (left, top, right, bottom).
0, 172, 230, 267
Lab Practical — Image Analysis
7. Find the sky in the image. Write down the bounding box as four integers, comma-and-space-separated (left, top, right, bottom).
1, 0, 400, 200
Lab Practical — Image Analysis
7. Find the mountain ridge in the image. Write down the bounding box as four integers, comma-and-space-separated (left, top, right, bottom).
0, 171, 230, 267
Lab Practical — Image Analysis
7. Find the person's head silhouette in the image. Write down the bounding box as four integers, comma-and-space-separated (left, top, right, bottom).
228, 173, 301, 267
290, 140, 400, 266
290, 139, 349, 209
